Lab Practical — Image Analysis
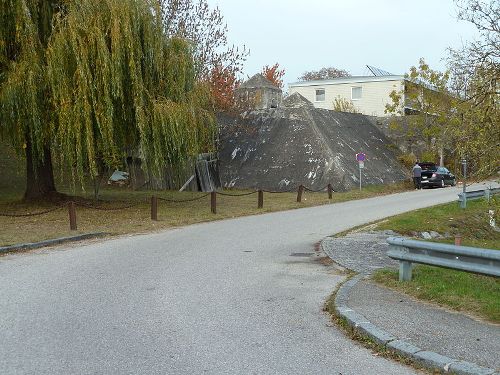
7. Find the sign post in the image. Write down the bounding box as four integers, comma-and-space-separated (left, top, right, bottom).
461, 159, 467, 209
356, 153, 366, 191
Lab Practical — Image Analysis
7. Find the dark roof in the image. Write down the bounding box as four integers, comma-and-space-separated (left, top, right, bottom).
238, 73, 281, 90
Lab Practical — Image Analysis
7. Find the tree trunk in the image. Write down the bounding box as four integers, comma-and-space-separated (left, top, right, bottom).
24, 142, 57, 201
439, 146, 444, 166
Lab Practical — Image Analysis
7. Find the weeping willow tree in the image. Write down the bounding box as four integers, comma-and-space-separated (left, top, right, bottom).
1, 0, 216, 199
48, 0, 215, 191
0, 0, 61, 199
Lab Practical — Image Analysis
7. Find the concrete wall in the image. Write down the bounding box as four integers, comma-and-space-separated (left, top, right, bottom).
218, 104, 407, 192
289, 79, 404, 116
236, 87, 282, 110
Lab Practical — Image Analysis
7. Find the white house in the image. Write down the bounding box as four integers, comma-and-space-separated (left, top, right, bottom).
288, 75, 405, 117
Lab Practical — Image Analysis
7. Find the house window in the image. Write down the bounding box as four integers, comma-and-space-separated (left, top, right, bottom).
351, 86, 362, 100
315, 89, 325, 102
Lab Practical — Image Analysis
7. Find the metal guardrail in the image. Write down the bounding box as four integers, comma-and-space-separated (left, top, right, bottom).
458, 187, 499, 208
386, 236, 500, 281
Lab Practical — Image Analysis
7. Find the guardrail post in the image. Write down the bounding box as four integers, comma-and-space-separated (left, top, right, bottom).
151, 195, 158, 221
297, 185, 304, 203
68, 201, 77, 230
485, 189, 491, 202
459, 193, 466, 209
400, 261, 412, 281
211, 191, 217, 214
327, 184, 333, 200
455, 235, 462, 246
258, 190, 263, 208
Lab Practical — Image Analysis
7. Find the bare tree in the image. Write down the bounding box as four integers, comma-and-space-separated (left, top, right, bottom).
160, 0, 248, 80
298, 67, 350, 81
448, 0, 499, 102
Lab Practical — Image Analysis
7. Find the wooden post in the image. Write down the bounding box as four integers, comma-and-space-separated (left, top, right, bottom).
327, 184, 333, 200
297, 185, 304, 203
211, 191, 217, 214
68, 201, 77, 231
151, 195, 158, 221
258, 190, 263, 209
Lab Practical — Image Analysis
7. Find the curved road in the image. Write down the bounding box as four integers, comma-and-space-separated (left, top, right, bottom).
0, 186, 484, 374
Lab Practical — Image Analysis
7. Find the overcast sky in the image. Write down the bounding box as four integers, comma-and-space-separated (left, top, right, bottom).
207, 0, 478, 89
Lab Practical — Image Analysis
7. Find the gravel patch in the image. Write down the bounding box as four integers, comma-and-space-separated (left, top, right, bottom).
321, 230, 400, 273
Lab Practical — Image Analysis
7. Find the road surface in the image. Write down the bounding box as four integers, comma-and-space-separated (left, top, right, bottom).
0, 186, 484, 374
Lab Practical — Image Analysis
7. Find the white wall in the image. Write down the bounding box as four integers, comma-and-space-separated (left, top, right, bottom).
289, 79, 404, 116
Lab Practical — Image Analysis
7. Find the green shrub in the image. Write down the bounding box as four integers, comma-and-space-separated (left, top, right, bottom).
398, 153, 416, 169
419, 150, 438, 163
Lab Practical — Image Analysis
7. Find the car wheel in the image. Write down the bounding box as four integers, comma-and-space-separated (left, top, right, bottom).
440, 179, 445, 188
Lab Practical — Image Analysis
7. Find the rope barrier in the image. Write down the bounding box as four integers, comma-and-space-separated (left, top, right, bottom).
157, 193, 210, 203
0, 183, 334, 219
0, 204, 65, 217
216, 191, 258, 197
261, 189, 294, 193
303, 185, 329, 193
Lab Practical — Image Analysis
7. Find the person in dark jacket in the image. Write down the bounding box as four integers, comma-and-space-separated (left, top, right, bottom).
412, 162, 422, 189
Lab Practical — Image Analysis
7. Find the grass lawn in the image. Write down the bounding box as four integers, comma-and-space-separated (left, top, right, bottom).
373, 267, 500, 323
375, 198, 500, 249
0, 175, 412, 247
371, 197, 500, 323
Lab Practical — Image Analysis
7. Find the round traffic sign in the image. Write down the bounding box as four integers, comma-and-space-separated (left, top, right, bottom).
356, 152, 366, 162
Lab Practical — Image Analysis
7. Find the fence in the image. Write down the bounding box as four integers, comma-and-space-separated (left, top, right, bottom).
458, 187, 499, 208
387, 236, 500, 281
0, 184, 334, 231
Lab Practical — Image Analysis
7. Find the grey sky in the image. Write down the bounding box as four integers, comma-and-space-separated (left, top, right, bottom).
207, 0, 478, 89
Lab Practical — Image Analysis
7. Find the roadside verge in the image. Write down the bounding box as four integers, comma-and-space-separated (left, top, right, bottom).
322, 234, 498, 375
0, 232, 107, 255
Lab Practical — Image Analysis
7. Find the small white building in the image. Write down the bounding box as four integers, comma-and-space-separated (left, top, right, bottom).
288, 75, 405, 117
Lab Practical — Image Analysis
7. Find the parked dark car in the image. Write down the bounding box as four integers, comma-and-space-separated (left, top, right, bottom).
419, 163, 456, 188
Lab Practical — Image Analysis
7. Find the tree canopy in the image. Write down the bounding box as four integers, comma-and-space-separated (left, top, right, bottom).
0, 0, 61, 198
385, 59, 456, 165
47, 0, 215, 181
298, 67, 350, 81
0, 0, 218, 198
207, 64, 241, 113
262, 63, 285, 89
447, 0, 499, 177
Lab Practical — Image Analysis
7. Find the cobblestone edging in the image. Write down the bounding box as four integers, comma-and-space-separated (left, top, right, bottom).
0, 232, 107, 254
331, 271, 497, 375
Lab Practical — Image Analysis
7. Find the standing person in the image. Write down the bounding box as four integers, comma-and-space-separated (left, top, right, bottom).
412, 162, 422, 189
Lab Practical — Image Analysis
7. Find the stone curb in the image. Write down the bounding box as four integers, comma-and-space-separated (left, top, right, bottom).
0, 232, 107, 254
332, 272, 496, 375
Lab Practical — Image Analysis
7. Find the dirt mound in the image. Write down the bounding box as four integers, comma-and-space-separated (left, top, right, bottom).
282, 92, 314, 109
218, 105, 406, 191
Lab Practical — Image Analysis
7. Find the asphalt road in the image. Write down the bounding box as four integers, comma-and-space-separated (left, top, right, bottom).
0, 185, 484, 374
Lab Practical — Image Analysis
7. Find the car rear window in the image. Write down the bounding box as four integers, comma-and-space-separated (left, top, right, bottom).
419, 162, 437, 171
